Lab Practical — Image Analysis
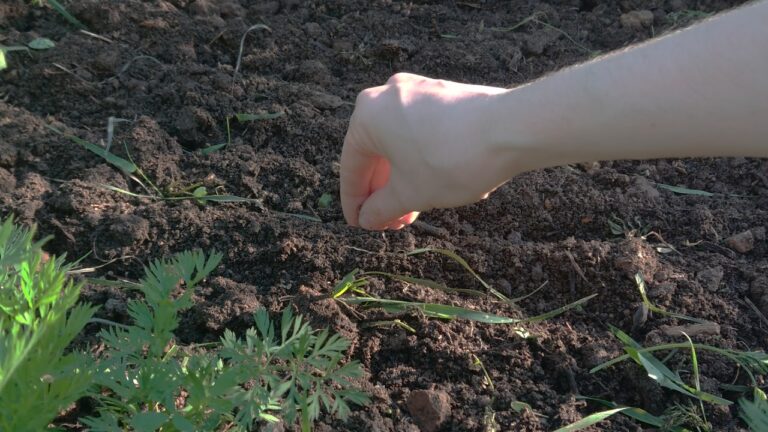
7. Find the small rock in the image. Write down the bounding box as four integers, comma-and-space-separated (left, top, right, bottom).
500, 46, 523, 71
648, 281, 676, 298
104, 298, 126, 314
295, 59, 331, 84
333, 40, 354, 54
725, 230, 755, 253
579, 343, 611, 369
109, 214, 150, 245
627, 175, 660, 200
577, 161, 601, 174
669, 0, 686, 11
250, 1, 279, 15
92, 50, 120, 73
506, 230, 523, 244
620, 10, 654, 30
307, 91, 344, 110
375, 39, 414, 61
304, 22, 323, 38
0, 167, 16, 193
139, 18, 169, 30
189, 0, 218, 16
406, 390, 451, 432
219, 0, 244, 18
660, 321, 720, 337
613, 238, 659, 281
497, 279, 513, 296
523, 28, 561, 55
0, 143, 17, 167
177, 41, 197, 61
697, 266, 724, 292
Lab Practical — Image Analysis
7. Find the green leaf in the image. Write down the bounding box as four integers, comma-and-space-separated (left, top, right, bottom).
171, 414, 196, 432
317, 192, 333, 209
739, 387, 768, 431
27, 37, 56, 50
331, 269, 366, 298
340, 297, 520, 324
130, 411, 169, 430
0, 51, 6, 71
406, 248, 512, 303
634, 273, 708, 324
47, 126, 138, 173
525, 294, 597, 322
612, 326, 732, 405
235, 112, 284, 122
656, 183, 714, 197
197, 194, 256, 203
200, 143, 226, 156
553, 408, 628, 431
577, 396, 688, 430
192, 186, 207, 198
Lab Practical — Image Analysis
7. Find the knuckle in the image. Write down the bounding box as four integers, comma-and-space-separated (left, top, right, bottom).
387, 72, 417, 84
355, 88, 373, 105
387, 72, 406, 84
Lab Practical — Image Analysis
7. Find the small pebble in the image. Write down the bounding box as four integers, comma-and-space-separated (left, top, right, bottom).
725, 230, 755, 253
620, 10, 654, 30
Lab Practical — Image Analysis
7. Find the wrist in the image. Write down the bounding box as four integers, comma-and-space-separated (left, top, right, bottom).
483, 86, 569, 177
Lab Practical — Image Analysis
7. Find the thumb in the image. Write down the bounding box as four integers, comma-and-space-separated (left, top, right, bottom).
358, 182, 411, 230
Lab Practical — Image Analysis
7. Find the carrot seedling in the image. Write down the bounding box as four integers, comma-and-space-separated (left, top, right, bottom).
0, 217, 97, 432
739, 388, 768, 431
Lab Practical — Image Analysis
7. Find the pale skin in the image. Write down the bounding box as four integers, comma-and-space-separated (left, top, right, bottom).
340, 0, 768, 231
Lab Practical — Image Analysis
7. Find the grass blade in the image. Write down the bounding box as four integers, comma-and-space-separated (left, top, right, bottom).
524, 294, 596, 322
87, 278, 141, 289
577, 397, 693, 431
361, 271, 485, 296
656, 183, 714, 197
200, 143, 227, 156
48, 126, 138, 173
635, 273, 708, 324
684, 332, 709, 426
46, 0, 86, 29
100, 184, 156, 199
197, 194, 257, 203
339, 297, 519, 324
331, 270, 372, 298
610, 326, 732, 405
552, 407, 628, 432
406, 248, 513, 304
341, 295, 594, 325
272, 211, 322, 222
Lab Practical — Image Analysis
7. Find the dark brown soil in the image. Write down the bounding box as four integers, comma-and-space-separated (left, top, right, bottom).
2, 1, 766, 430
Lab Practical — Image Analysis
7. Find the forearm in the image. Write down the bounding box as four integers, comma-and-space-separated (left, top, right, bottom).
492, 0, 768, 172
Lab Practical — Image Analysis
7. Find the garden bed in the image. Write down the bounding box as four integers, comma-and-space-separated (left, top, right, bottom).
1, 0, 766, 430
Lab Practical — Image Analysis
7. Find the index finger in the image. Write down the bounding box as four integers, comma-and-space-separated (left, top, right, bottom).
340, 126, 380, 227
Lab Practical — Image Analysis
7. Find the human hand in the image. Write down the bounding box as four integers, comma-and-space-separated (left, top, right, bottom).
340, 73, 513, 230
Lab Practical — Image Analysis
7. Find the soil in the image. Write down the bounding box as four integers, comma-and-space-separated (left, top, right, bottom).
1, 0, 766, 431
